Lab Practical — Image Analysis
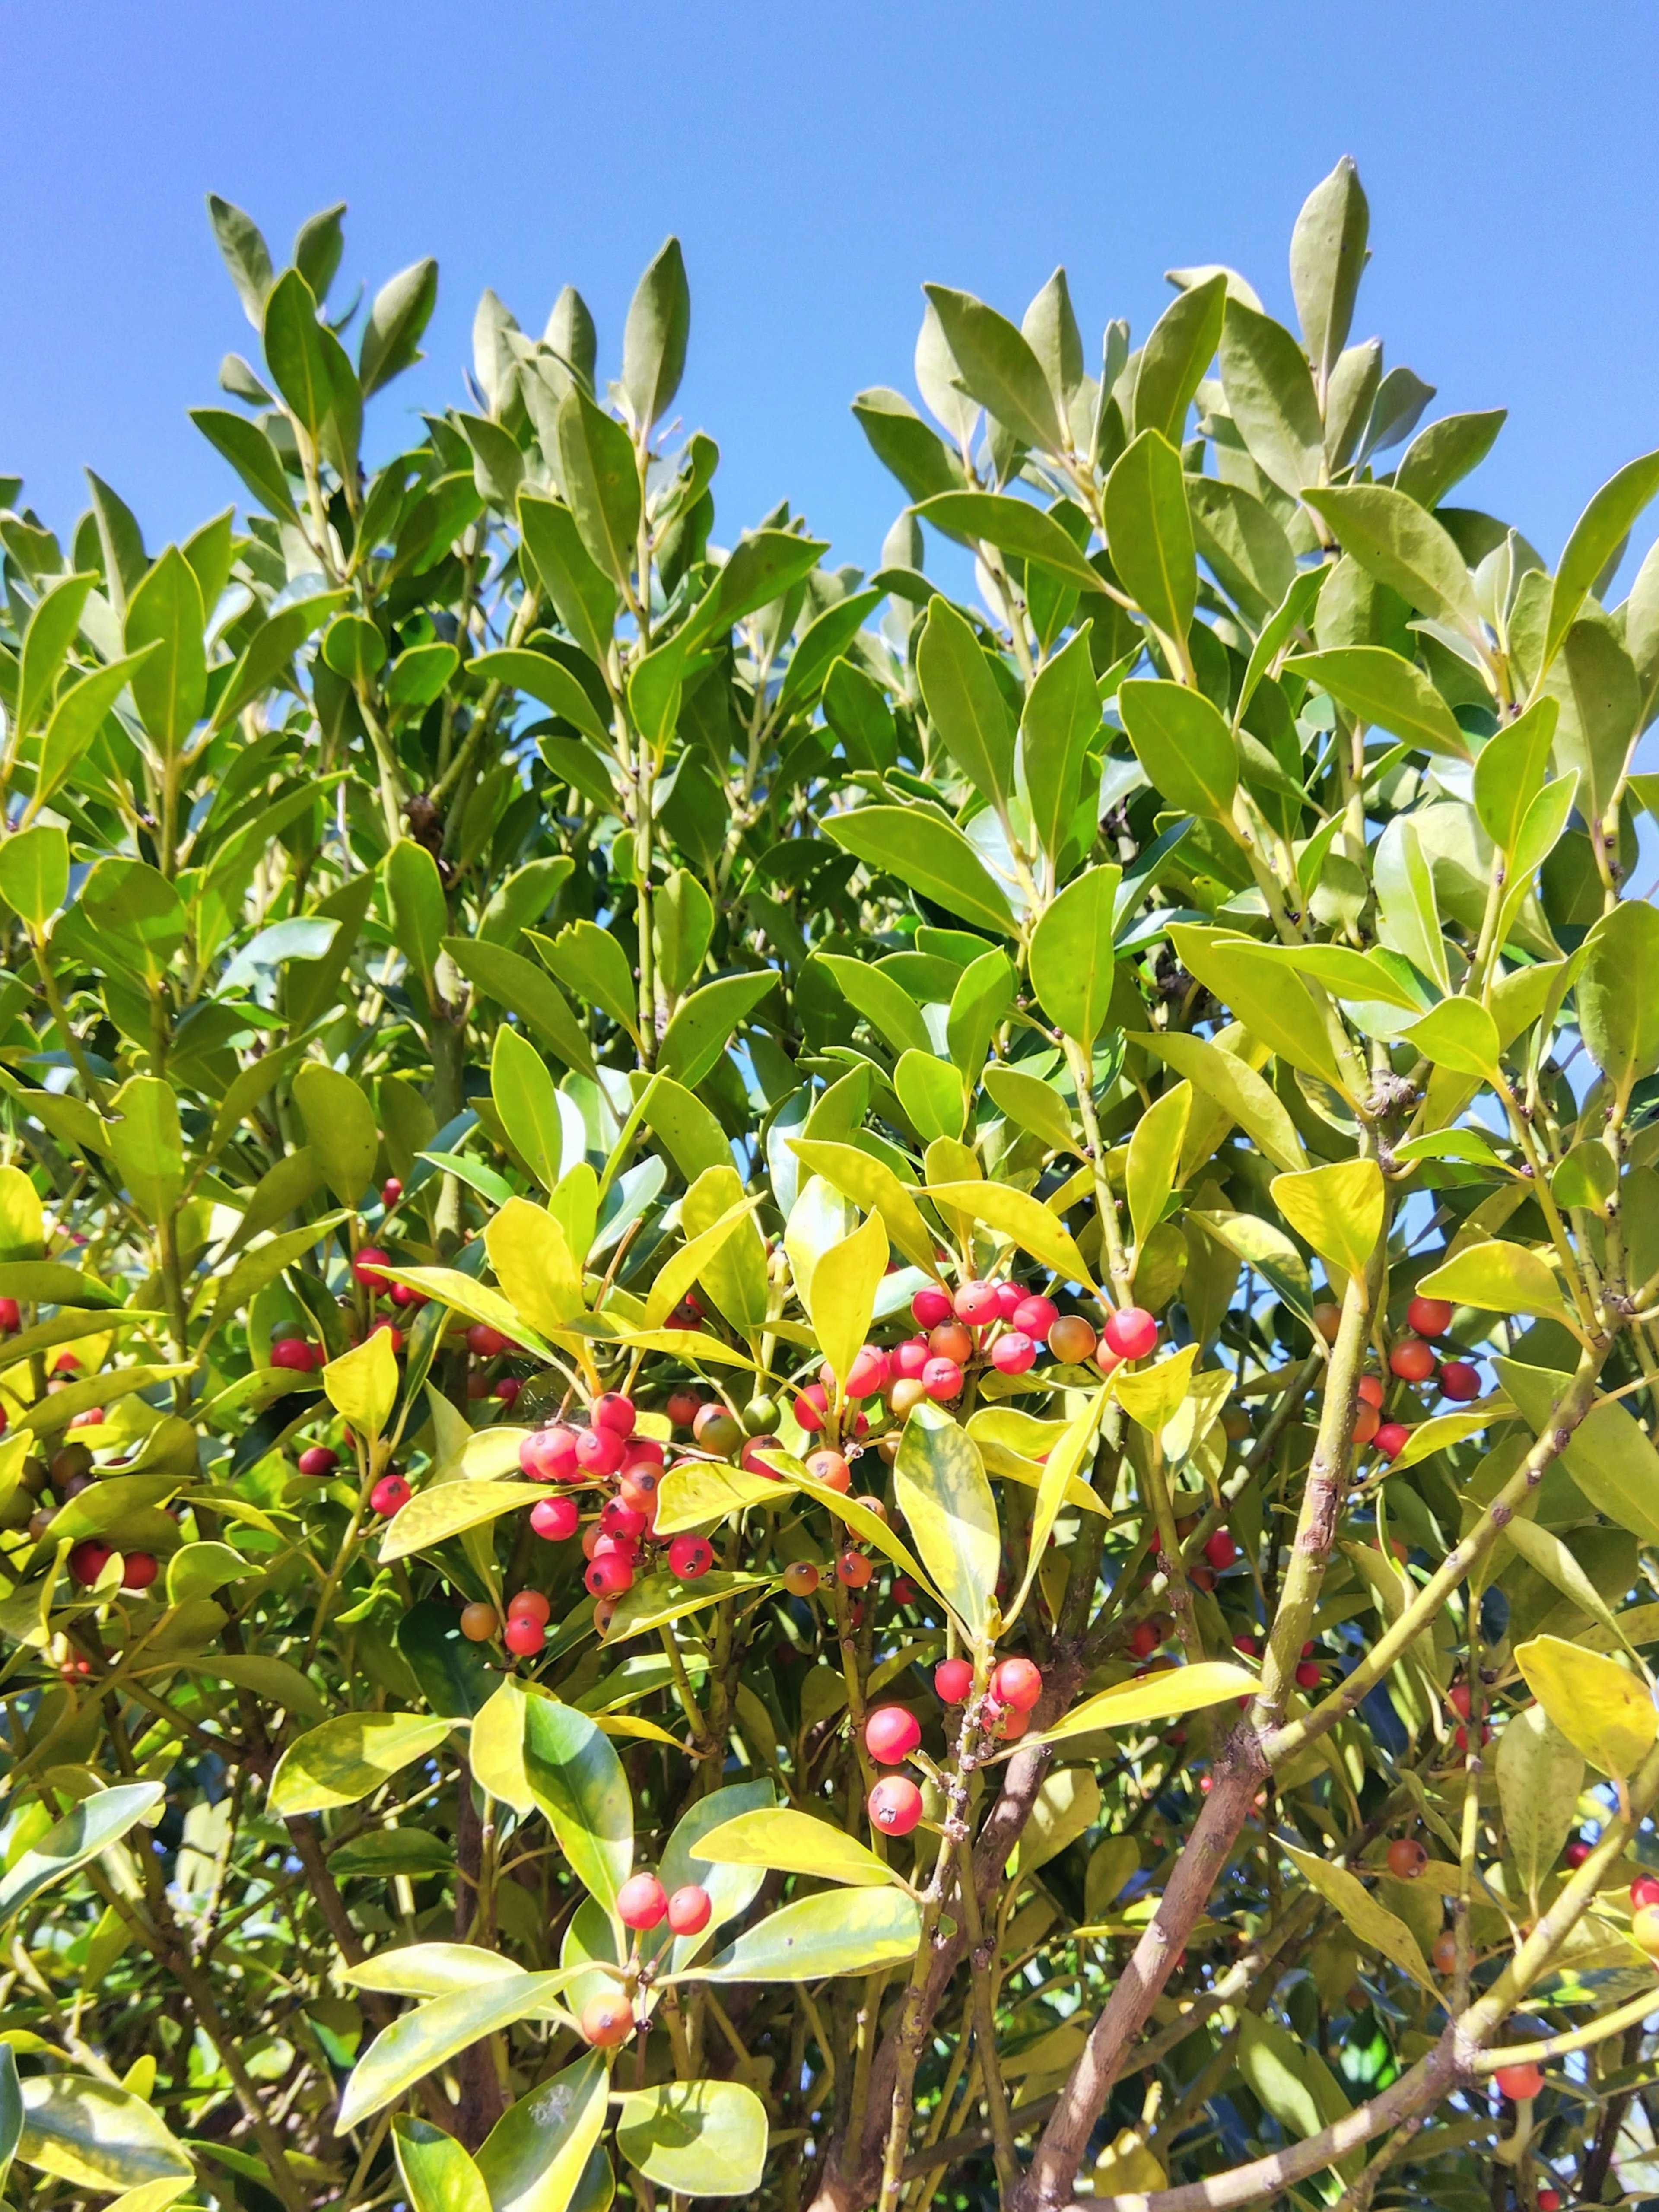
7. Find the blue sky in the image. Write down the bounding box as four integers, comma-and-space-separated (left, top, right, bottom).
6, 1, 1659, 588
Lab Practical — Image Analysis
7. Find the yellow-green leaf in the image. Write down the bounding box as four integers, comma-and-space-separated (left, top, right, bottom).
696, 1808, 904, 1889
322, 1330, 400, 1443
1280, 1841, 1436, 1994
785, 1138, 939, 1276
1270, 1158, 1383, 1281
644, 1196, 764, 1330
268, 1713, 451, 1817
485, 1198, 584, 1337
893, 1405, 1000, 1645
924, 1180, 1095, 1293
1038, 1661, 1260, 1745
1112, 1344, 1198, 1435
1514, 1634, 1659, 1779
1126, 1084, 1191, 1253
805, 1208, 888, 1404
1417, 1240, 1575, 1327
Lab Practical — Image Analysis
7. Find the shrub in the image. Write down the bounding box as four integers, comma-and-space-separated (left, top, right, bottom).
0, 155, 1655, 2212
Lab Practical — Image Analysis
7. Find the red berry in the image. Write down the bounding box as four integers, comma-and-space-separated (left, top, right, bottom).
1538, 2192, 1561, 2211
353, 1246, 391, 1287
1011, 1294, 1058, 1341
1233, 1632, 1257, 1656
617, 1872, 668, 1930
493, 1376, 521, 1404
0, 1298, 19, 1333
270, 1337, 314, 1372
1357, 1373, 1385, 1408
508, 1588, 551, 1625
1353, 1401, 1380, 1445
370, 1474, 410, 1516
580, 1995, 633, 2046
793, 1386, 829, 1433
911, 1287, 953, 1329
1129, 1621, 1160, 1659
592, 1392, 636, 1437
1439, 1360, 1482, 1402
619, 1467, 663, 1513
668, 1535, 713, 1582
466, 1323, 505, 1357
297, 1446, 339, 1477
992, 1657, 1043, 1711
921, 1357, 963, 1402
1494, 2063, 1544, 2101
601, 1500, 647, 1541
121, 1551, 158, 1592
890, 1339, 929, 1382
927, 1321, 974, 1364
370, 1319, 404, 1352
1374, 1421, 1410, 1460
68, 1540, 112, 1587
991, 1331, 1037, 1376
1295, 1660, 1322, 1689
1387, 1837, 1428, 1880
1564, 1840, 1591, 1868
389, 1282, 425, 1309
1103, 1306, 1157, 1360
1407, 1295, 1454, 1338
954, 1281, 1000, 1327
667, 1883, 712, 1936
585, 1554, 634, 1599
739, 1435, 781, 1475
575, 1426, 625, 1475
865, 1705, 922, 1763
1449, 1683, 1472, 1719
666, 1390, 703, 1429
805, 1449, 852, 1494
868, 1776, 923, 1835
845, 1344, 892, 1399
381, 1178, 403, 1207
836, 1550, 873, 1589
504, 1615, 545, 1657
1631, 1875, 1659, 1909
530, 1496, 579, 1541
1390, 1335, 1436, 1382
1203, 1529, 1237, 1571
934, 1658, 973, 1704
520, 1426, 578, 1483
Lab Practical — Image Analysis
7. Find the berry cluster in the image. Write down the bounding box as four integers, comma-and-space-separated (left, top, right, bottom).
860, 1654, 1046, 1840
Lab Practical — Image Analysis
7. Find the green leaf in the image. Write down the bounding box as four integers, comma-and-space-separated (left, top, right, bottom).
1542, 450, 1659, 680
1394, 410, 1508, 510
680, 532, 830, 655
914, 496, 1100, 597
262, 268, 331, 439
1472, 697, 1560, 851
1217, 298, 1325, 496
486, 1197, 584, 1336
1578, 897, 1659, 1098
0, 2047, 19, 2188
785, 1138, 939, 1278
339, 1970, 585, 2132
470, 649, 612, 746
392, 2118, 490, 2212
1186, 477, 1296, 623
377, 1479, 535, 1565
1126, 1085, 1191, 1252
107, 1075, 184, 1219
982, 1065, 1076, 1155
491, 1027, 574, 1195
1270, 1159, 1383, 1280
814, 955, 931, 1061
659, 971, 776, 1090
535, 921, 638, 1039
164, 1542, 252, 1605
1037, 1661, 1260, 1745
210, 589, 345, 730
851, 390, 964, 503
925, 1177, 1094, 1294
1504, 1515, 1636, 1659
1514, 1634, 1658, 1780
1401, 998, 1501, 1080
921, 286, 1063, 454
679, 1888, 923, 1983
1280, 1841, 1435, 1994
1418, 1241, 1571, 1325
805, 1208, 888, 1405
644, 1195, 764, 1331
1008, 1386, 1109, 1629
1139, 1030, 1307, 1175
1169, 926, 1346, 1091
893, 1405, 999, 1644
18, 570, 95, 733
1020, 626, 1099, 862
682, 1165, 769, 1334
269, 1713, 451, 1818
1495, 1702, 1586, 1910
446, 939, 599, 1081
35, 647, 160, 812
615, 2081, 768, 2199
1119, 680, 1238, 819
1545, 616, 1640, 821
190, 408, 300, 523
207, 193, 273, 324
916, 596, 1016, 807
359, 258, 439, 396
293, 1060, 378, 1207
0, 825, 68, 933
522, 1697, 633, 1923
1497, 1356, 1659, 1547
1303, 483, 1481, 639
1287, 646, 1469, 761
385, 839, 447, 993
1372, 817, 1449, 993
124, 546, 206, 755
516, 493, 618, 669
556, 389, 641, 589
823, 806, 1015, 935
18, 2078, 191, 2193
1028, 865, 1122, 1051
322, 1329, 400, 1443
1290, 156, 1369, 387
622, 237, 690, 435
1103, 430, 1195, 647
696, 1808, 903, 1889
0, 1784, 162, 1925
1132, 274, 1227, 443
1236, 2014, 1352, 2155
896, 1049, 963, 1141
475, 2056, 610, 2212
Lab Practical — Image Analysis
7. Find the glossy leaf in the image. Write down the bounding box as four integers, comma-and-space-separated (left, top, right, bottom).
696, 1808, 904, 1889
1119, 680, 1238, 820
0, 1784, 163, 1925
1514, 1634, 1658, 1780
268, 1713, 450, 1816
680, 1887, 923, 1984
1028, 864, 1122, 1051
1103, 430, 1195, 648
893, 1404, 999, 1643
615, 2080, 768, 2199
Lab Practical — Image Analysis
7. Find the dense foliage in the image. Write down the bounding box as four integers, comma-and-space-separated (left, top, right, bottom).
4, 155, 1659, 2212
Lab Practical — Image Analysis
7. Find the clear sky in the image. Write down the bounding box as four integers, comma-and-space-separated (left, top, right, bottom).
5, 0, 1658, 588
